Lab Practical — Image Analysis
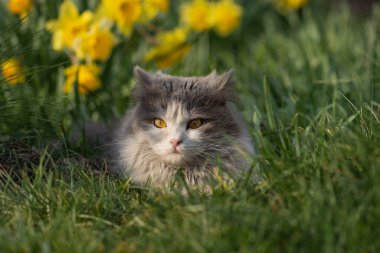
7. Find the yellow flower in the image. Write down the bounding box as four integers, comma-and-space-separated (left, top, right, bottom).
64, 64, 101, 94
144, 28, 191, 68
140, 0, 169, 23
8, 0, 32, 18
1, 58, 26, 85
275, 0, 308, 11
211, 0, 242, 37
73, 20, 118, 62
45, 0, 93, 51
180, 0, 213, 32
98, 0, 142, 36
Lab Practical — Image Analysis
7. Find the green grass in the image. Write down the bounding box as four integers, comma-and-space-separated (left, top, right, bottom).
1, 1, 380, 252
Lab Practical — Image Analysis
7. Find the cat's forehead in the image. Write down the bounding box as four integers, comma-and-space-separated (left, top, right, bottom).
133, 67, 235, 104
164, 101, 188, 119
154, 73, 214, 94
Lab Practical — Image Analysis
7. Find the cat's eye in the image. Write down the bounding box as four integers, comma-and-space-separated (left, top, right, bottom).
153, 118, 167, 128
188, 119, 203, 129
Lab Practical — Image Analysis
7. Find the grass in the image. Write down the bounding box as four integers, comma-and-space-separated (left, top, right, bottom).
1, 1, 380, 252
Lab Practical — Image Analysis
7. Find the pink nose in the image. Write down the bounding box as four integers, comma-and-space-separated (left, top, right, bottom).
170, 139, 182, 150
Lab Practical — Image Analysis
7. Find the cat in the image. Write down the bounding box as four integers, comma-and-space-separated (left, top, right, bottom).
108, 66, 255, 188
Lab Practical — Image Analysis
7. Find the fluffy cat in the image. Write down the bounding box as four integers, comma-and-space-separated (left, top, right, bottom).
109, 67, 255, 188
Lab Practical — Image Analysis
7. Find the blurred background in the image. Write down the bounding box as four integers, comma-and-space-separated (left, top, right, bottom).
0, 0, 379, 148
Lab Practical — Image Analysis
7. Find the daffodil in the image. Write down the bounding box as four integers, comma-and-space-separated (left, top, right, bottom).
98, 0, 142, 36
45, 0, 93, 51
64, 64, 101, 94
211, 0, 242, 37
275, 0, 309, 11
73, 20, 118, 62
140, 0, 169, 23
1, 58, 26, 85
8, 0, 32, 19
180, 0, 213, 32
144, 28, 191, 68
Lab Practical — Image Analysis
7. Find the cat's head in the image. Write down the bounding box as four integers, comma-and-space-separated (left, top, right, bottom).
131, 66, 240, 166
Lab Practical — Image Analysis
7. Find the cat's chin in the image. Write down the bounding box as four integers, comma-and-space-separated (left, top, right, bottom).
162, 153, 185, 166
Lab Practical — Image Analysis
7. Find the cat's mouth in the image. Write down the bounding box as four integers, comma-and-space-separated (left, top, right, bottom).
163, 151, 185, 165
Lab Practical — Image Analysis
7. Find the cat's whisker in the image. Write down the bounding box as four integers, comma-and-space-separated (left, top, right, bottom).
204, 145, 237, 166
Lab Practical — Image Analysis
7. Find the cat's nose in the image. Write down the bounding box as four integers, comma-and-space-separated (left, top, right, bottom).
170, 139, 182, 150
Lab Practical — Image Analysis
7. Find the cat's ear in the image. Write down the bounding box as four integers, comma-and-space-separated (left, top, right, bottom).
134, 66, 153, 86
206, 70, 218, 79
217, 69, 234, 90
208, 69, 236, 101
206, 69, 234, 90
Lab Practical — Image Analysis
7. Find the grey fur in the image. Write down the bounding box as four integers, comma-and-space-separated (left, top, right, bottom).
111, 67, 255, 188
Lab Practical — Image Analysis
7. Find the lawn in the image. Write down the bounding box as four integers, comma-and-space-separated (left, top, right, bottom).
1, 0, 380, 252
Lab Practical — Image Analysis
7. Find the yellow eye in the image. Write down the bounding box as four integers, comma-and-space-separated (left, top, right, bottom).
188, 119, 203, 129
153, 118, 167, 128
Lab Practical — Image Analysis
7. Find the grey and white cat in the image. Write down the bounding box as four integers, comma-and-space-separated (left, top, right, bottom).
108, 67, 255, 188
